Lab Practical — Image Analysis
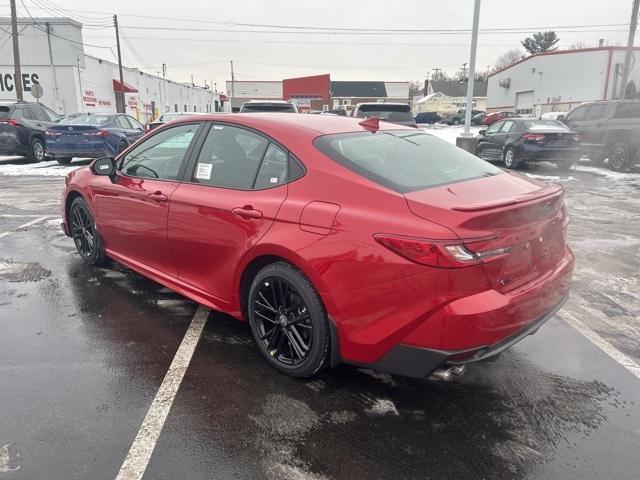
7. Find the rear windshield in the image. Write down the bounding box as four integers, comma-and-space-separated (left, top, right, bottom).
522, 120, 569, 131
60, 114, 111, 126
0, 106, 11, 120
314, 130, 502, 193
241, 104, 296, 113
356, 104, 412, 122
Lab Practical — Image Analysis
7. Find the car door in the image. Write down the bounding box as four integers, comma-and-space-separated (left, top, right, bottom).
576, 103, 608, 149
498, 120, 517, 147
168, 122, 289, 305
92, 122, 202, 277
477, 121, 505, 160
29, 104, 56, 132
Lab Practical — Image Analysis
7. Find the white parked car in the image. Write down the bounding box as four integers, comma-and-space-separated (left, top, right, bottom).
540, 111, 568, 120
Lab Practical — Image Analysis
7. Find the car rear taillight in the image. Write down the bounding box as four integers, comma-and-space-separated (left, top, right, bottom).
522, 133, 546, 142
82, 129, 110, 137
572, 133, 582, 142
374, 234, 511, 269
0, 119, 19, 127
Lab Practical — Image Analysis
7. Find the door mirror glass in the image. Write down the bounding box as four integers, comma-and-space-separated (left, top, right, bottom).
91, 157, 117, 177
478, 129, 486, 136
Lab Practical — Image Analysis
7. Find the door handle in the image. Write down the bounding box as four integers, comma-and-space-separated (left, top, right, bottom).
148, 191, 168, 202
232, 205, 263, 219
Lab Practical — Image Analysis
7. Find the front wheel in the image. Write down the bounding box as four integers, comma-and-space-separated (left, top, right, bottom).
247, 262, 330, 378
29, 137, 45, 162
503, 147, 520, 169
69, 197, 106, 265
608, 142, 632, 172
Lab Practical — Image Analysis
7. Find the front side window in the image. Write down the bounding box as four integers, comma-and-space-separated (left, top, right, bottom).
500, 120, 515, 133
486, 121, 503, 134
585, 103, 607, 120
565, 105, 589, 122
120, 123, 199, 180
315, 130, 502, 193
192, 124, 268, 189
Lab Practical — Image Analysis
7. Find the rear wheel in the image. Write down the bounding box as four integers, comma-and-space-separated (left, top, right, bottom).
247, 262, 330, 378
503, 147, 520, 169
452, 118, 460, 126
69, 197, 106, 265
56, 157, 72, 165
608, 142, 632, 172
29, 137, 45, 162
556, 160, 574, 172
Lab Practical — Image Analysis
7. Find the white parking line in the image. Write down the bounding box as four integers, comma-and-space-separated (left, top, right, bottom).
560, 311, 640, 380
0, 215, 52, 239
115, 305, 209, 480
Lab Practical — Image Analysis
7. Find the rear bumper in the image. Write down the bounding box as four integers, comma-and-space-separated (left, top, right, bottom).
364, 293, 568, 378
519, 145, 579, 162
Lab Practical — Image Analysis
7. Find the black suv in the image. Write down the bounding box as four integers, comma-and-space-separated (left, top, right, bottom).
560, 100, 640, 171
0, 100, 61, 162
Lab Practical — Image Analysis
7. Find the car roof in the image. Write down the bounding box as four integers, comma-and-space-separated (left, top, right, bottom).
167, 112, 412, 137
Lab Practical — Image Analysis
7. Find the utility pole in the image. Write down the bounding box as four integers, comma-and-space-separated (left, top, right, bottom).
113, 15, 125, 113
230, 60, 235, 97
462, 0, 480, 136
161, 63, 167, 113
620, 0, 640, 99
10, 0, 23, 101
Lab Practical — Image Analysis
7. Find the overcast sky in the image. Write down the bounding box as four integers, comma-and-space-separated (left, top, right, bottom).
7, 0, 635, 91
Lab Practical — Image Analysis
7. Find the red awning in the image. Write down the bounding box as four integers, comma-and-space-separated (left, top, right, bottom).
219, 94, 229, 101
113, 79, 138, 93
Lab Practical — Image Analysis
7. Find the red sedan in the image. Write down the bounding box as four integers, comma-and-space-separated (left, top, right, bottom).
484, 111, 520, 125
60, 114, 573, 379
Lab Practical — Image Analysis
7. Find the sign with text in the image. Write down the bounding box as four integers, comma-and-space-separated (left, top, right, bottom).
0, 73, 41, 92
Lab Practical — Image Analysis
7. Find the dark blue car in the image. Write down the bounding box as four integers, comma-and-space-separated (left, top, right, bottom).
45, 113, 145, 164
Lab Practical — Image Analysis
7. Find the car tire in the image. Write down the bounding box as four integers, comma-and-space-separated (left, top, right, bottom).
608, 142, 632, 172
452, 118, 460, 126
503, 147, 520, 169
69, 197, 106, 265
29, 137, 45, 163
57, 157, 72, 165
247, 261, 330, 378
117, 140, 128, 154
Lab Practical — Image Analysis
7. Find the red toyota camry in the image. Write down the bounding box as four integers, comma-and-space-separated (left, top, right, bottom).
60, 114, 573, 379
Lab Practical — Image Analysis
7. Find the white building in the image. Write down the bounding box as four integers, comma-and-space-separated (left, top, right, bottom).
487, 47, 640, 116
0, 17, 225, 122
225, 80, 283, 111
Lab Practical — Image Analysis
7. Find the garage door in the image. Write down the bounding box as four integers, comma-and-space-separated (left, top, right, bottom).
515, 91, 534, 116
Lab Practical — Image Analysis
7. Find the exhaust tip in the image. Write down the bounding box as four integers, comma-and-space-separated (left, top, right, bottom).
452, 365, 467, 376
430, 367, 453, 381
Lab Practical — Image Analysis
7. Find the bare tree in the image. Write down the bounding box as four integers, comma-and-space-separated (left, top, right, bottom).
494, 49, 525, 71
569, 41, 589, 49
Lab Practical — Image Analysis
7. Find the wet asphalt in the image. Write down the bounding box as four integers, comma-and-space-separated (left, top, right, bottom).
0, 164, 639, 480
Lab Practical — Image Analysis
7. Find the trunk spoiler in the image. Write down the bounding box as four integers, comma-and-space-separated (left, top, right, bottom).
451, 184, 563, 212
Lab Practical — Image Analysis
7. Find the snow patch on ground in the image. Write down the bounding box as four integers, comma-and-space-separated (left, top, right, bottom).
574, 164, 640, 180
366, 398, 399, 416
0, 157, 84, 177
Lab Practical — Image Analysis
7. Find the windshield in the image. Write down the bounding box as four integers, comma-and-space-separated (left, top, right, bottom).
241, 104, 296, 113
523, 120, 569, 131
314, 130, 502, 193
60, 114, 111, 126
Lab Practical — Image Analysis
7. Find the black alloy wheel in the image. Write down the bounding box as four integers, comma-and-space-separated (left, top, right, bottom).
30, 137, 45, 162
248, 262, 329, 377
69, 197, 106, 265
609, 142, 631, 172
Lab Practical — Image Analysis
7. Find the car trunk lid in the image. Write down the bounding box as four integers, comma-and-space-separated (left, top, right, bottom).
404, 173, 568, 292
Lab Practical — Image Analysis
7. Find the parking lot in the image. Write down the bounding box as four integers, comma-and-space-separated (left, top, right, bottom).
1, 131, 639, 479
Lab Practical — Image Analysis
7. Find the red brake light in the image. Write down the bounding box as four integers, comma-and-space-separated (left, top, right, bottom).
0, 119, 19, 127
83, 129, 110, 137
522, 133, 545, 142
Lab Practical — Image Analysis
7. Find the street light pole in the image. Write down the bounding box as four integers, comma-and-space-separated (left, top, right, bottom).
10, 0, 23, 101
620, 0, 640, 99
463, 0, 481, 136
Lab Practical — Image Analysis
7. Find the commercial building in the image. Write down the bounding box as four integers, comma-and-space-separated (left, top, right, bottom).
0, 17, 223, 123
487, 46, 640, 116
226, 76, 410, 112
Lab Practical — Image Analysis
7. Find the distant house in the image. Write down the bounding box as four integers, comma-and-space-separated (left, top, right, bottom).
330, 81, 410, 111
414, 80, 488, 114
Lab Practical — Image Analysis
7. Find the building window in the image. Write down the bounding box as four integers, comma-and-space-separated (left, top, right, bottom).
342, 99, 351, 106
184, 104, 187, 111
194, 105, 197, 112
516, 108, 532, 115
174, 104, 178, 112
322, 104, 329, 111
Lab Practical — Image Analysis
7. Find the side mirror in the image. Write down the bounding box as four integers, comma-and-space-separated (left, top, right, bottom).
478, 129, 486, 136
91, 157, 117, 181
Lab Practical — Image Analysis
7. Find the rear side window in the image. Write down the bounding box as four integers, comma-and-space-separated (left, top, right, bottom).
585, 103, 607, 120
193, 124, 268, 189
314, 131, 502, 193
613, 102, 640, 119
254, 143, 287, 189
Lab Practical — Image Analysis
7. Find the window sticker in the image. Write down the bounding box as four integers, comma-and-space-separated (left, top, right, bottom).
270, 177, 278, 183
195, 163, 213, 180
213, 125, 224, 130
